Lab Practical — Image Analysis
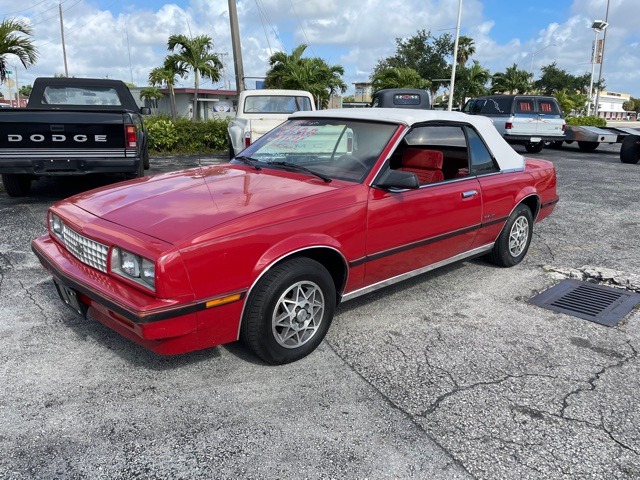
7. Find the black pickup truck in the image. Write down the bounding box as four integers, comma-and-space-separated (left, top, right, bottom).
0, 77, 150, 197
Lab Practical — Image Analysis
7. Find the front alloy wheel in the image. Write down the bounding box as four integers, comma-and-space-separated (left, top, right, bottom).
272, 280, 325, 349
241, 257, 336, 364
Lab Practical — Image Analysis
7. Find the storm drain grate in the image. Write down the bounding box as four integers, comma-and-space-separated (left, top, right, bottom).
530, 279, 640, 327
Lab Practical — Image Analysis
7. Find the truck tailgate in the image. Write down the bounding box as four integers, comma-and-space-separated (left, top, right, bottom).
0, 110, 128, 157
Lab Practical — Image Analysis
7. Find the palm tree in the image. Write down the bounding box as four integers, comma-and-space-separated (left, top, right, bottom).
0, 18, 38, 82
371, 67, 430, 93
265, 44, 347, 108
140, 87, 163, 110
456, 36, 476, 65
149, 61, 186, 120
265, 44, 307, 87
491, 63, 532, 94
455, 60, 490, 107
166, 34, 222, 121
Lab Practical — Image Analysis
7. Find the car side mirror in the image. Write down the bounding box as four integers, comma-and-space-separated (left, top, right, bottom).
374, 169, 420, 190
140, 107, 151, 115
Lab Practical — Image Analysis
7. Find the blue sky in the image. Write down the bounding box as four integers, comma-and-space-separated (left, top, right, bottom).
2, 0, 639, 97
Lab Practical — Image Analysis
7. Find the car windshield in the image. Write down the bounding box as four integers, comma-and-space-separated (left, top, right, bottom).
236, 118, 399, 182
243, 95, 313, 113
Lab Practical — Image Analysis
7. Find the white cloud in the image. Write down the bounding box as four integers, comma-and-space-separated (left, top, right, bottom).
1, 0, 640, 99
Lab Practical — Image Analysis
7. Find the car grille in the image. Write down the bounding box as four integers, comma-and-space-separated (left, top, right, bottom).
62, 225, 109, 273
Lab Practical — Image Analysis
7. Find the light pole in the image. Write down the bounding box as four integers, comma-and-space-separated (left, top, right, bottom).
587, 20, 608, 115
447, 0, 462, 111
529, 44, 556, 73
593, 0, 611, 118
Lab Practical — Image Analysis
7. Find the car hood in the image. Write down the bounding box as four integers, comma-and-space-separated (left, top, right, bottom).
70, 165, 343, 244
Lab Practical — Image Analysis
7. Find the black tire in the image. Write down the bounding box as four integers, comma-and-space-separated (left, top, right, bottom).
524, 141, 544, 153
577, 141, 599, 152
125, 159, 144, 179
488, 204, 533, 267
1, 174, 32, 197
620, 134, 640, 164
241, 257, 336, 365
228, 138, 235, 160
548, 140, 564, 150
143, 145, 150, 170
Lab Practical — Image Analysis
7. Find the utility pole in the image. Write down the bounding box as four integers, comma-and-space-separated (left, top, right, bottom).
228, 0, 245, 93
59, 1, 69, 77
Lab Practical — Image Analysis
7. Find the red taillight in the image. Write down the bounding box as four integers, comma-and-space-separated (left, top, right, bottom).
244, 132, 251, 148
505, 122, 513, 130
125, 125, 137, 148
562, 124, 566, 132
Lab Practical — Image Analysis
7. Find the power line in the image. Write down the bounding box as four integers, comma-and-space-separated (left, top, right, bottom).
0, 0, 48, 16
254, 0, 273, 56
288, 0, 316, 57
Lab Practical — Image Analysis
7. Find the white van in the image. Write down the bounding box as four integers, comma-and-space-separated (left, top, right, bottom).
463, 95, 565, 153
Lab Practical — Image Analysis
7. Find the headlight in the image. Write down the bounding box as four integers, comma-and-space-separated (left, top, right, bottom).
110, 247, 155, 291
49, 212, 64, 241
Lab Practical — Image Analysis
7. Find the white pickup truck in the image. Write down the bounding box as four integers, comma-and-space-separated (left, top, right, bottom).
228, 89, 315, 158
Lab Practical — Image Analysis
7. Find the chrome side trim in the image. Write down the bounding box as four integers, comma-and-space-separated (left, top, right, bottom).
341, 243, 494, 303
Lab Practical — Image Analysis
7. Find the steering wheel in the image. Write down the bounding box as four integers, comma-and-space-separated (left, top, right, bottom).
336, 154, 368, 171
245, 107, 261, 113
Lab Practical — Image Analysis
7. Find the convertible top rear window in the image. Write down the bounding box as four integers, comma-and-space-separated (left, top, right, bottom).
41, 86, 122, 106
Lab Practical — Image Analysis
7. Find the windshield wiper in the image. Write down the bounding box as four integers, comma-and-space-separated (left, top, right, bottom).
234, 155, 262, 170
266, 161, 332, 183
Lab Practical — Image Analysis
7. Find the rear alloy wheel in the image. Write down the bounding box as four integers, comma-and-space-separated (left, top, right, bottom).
1, 174, 33, 197
578, 141, 599, 152
241, 257, 336, 365
620, 134, 640, 164
488, 204, 533, 267
524, 141, 544, 153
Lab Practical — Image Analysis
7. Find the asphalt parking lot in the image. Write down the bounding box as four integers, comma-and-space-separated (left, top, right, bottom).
1, 140, 639, 479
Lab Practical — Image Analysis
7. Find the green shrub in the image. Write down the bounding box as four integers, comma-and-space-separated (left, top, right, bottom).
566, 116, 607, 127
145, 115, 230, 155
146, 116, 179, 152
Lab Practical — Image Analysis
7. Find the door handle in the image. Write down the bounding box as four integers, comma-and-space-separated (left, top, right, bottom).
461, 190, 478, 198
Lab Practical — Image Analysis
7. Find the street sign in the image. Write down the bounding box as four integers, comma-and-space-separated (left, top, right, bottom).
4, 79, 15, 88
5, 70, 12, 74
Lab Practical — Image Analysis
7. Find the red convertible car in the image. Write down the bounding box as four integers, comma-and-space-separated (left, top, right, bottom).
32, 109, 558, 364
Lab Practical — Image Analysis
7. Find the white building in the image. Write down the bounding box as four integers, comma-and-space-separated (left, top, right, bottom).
596, 90, 633, 120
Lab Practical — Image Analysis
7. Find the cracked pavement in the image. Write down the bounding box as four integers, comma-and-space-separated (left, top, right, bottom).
1, 144, 639, 479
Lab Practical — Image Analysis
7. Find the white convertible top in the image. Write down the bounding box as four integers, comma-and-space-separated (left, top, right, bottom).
290, 108, 525, 171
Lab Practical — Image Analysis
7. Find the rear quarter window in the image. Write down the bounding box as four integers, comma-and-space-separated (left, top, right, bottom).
538, 99, 561, 115
515, 99, 535, 113
476, 98, 512, 115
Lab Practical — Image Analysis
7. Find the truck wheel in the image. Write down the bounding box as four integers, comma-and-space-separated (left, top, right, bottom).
125, 160, 144, 179
578, 141, 599, 152
524, 141, 544, 153
228, 138, 235, 160
1, 174, 32, 197
143, 146, 150, 170
620, 135, 640, 164
241, 257, 336, 365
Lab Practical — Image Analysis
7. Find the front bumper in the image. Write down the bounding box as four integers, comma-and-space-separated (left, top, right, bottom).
31, 235, 243, 355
